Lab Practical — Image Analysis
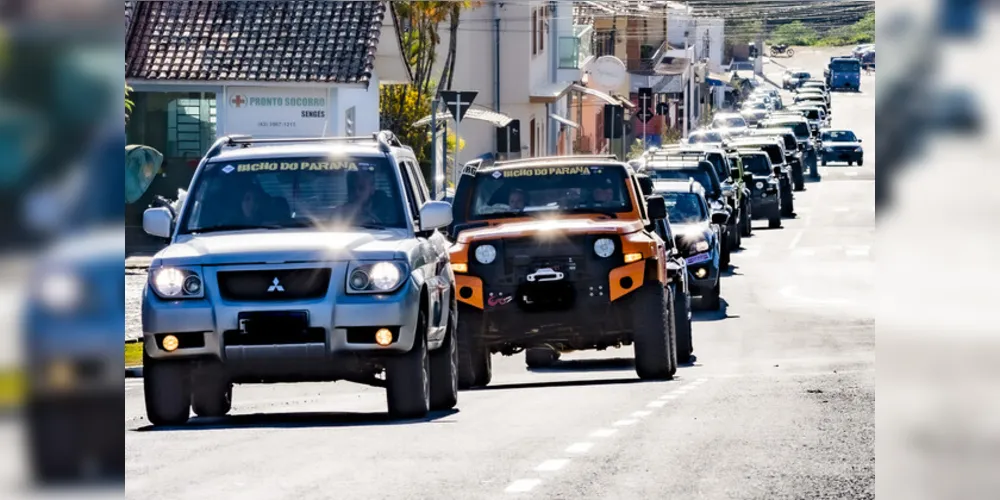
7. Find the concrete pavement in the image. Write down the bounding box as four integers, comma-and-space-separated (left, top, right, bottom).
125, 49, 874, 499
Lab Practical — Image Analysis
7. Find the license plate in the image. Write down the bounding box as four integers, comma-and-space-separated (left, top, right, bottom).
686, 253, 711, 265
238, 311, 309, 335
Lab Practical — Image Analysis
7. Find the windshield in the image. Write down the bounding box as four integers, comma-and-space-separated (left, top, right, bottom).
646, 168, 718, 197
741, 155, 772, 176
822, 130, 859, 142
662, 192, 708, 224
178, 156, 406, 234
831, 60, 861, 72
794, 72, 811, 79
802, 109, 821, 120
744, 102, 767, 111
764, 121, 810, 140
468, 165, 632, 219
688, 131, 724, 143
713, 116, 746, 128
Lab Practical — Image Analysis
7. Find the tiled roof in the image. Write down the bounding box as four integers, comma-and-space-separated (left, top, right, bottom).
125, 1, 135, 37
126, 1, 386, 85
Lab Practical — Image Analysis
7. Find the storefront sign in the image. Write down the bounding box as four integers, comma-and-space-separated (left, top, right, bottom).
224, 87, 330, 137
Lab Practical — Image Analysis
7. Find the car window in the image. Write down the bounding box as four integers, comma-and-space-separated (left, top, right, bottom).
646, 168, 717, 197
741, 155, 772, 176
661, 192, 708, 224
179, 156, 407, 233
822, 130, 858, 142
713, 117, 746, 128
468, 164, 634, 220
689, 131, 724, 143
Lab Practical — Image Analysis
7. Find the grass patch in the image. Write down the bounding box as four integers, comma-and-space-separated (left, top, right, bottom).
125, 341, 143, 368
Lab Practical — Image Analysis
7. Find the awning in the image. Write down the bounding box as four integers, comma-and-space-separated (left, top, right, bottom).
530, 81, 574, 103
412, 105, 514, 128
569, 84, 636, 109
549, 113, 579, 129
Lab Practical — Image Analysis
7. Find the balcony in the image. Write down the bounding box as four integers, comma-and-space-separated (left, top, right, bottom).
558, 25, 595, 70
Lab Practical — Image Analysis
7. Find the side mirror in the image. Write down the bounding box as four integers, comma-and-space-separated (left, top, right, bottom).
711, 212, 729, 225
772, 166, 782, 177
645, 195, 667, 221
743, 173, 754, 184
729, 167, 740, 180
858, 138, 863, 143
419, 201, 453, 231
143, 207, 174, 239
636, 174, 654, 197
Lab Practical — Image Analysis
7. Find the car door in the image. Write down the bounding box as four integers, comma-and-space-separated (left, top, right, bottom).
400, 159, 451, 342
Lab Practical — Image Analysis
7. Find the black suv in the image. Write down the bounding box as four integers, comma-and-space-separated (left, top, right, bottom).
736, 150, 783, 228
725, 137, 796, 217
636, 156, 735, 269
759, 115, 818, 178
746, 128, 805, 191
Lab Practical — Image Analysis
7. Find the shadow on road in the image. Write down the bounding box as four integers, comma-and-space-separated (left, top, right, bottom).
132, 409, 459, 432
693, 298, 737, 321
721, 264, 742, 277
526, 357, 635, 374
470, 375, 648, 392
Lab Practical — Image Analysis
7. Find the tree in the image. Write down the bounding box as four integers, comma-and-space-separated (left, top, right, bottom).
435, 1, 481, 95
769, 21, 819, 46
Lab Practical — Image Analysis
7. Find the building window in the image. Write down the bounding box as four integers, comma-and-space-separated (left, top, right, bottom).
594, 30, 615, 57
532, 10, 538, 55
558, 36, 580, 69
345, 106, 356, 136
529, 118, 536, 157
538, 8, 545, 52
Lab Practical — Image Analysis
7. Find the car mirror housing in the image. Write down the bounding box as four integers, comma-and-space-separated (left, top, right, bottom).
143, 207, 174, 239
729, 167, 740, 180
645, 195, 667, 221
711, 212, 729, 225
772, 166, 783, 177
419, 201, 453, 231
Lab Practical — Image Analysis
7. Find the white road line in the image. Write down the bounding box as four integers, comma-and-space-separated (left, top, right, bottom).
788, 230, 804, 250
505, 479, 542, 493
613, 419, 638, 427
535, 459, 570, 472
695, 377, 709, 383
845, 171, 859, 177
631, 410, 653, 418
589, 429, 618, 438
566, 442, 595, 453
647, 400, 667, 408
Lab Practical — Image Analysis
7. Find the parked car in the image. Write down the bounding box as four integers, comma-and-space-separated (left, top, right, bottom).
819, 129, 865, 166
744, 127, 805, 191
740, 101, 771, 126
687, 129, 728, 147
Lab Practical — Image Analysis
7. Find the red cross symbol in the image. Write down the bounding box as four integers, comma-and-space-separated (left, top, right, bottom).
230, 95, 247, 108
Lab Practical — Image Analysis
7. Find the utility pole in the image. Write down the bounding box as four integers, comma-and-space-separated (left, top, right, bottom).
755, 15, 766, 77
429, 98, 440, 199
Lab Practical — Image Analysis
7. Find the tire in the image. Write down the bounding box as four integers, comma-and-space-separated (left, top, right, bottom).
633, 284, 677, 380
858, 158, 864, 166
673, 286, 693, 365
385, 308, 431, 419
525, 348, 560, 368
848, 160, 854, 166
191, 362, 232, 418
769, 209, 782, 228
720, 237, 731, 270
782, 191, 795, 217
786, 48, 794, 57
703, 279, 722, 310
143, 348, 191, 426
793, 164, 805, 191
821, 158, 828, 166
457, 306, 492, 389
741, 202, 752, 237
429, 295, 459, 411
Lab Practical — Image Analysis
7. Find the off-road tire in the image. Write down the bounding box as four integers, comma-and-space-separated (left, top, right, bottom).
673, 286, 694, 365
769, 210, 782, 228
858, 158, 864, 166
143, 348, 191, 426
525, 348, 560, 368
386, 309, 431, 419
720, 236, 732, 270
793, 165, 806, 191
741, 203, 752, 237
457, 306, 492, 389
429, 296, 459, 411
703, 279, 722, 310
848, 160, 854, 166
782, 191, 795, 217
191, 362, 232, 418
633, 284, 677, 380
821, 158, 828, 166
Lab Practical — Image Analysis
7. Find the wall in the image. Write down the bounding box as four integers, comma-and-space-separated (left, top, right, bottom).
335, 71, 382, 136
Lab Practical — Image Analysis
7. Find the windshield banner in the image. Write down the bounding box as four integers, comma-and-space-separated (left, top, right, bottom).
223, 161, 371, 174
492, 166, 603, 179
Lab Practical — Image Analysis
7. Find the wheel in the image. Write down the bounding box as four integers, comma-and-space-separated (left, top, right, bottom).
703, 279, 722, 310
525, 348, 560, 368
769, 209, 782, 228
673, 286, 693, 365
770, 47, 779, 57
429, 294, 459, 411
191, 362, 232, 418
821, 158, 828, 166
858, 158, 864, 166
782, 191, 795, 217
848, 160, 854, 166
457, 305, 492, 389
786, 48, 794, 57
385, 308, 431, 419
741, 203, 753, 237
720, 234, 731, 269
143, 348, 191, 426
633, 284, 677, 380
793, 164, 805, 191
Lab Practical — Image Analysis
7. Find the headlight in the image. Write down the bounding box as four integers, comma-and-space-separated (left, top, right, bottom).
151, 267, 204, 299
475, 244, 497, 265
37, 271, 83, 312
348, 262, 407, 293
756, 181, 765, 189
594, 238, 615, 258
693, 241, 710, 253
855, 147, 863, 152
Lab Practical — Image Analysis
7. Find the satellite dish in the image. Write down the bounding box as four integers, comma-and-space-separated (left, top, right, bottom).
125, 145, 164, 204
587, 56, 627, 92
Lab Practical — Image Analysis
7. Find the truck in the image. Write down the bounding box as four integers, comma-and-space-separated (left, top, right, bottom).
824, 57, 862, 91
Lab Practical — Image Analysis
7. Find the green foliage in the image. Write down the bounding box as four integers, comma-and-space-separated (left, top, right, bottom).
626, 140, 647, 160
727, 18, 763, 46
661, 127, 682, 146
770, 12, 875, 47
379, 83, 465, 182
770, 21, 819, 46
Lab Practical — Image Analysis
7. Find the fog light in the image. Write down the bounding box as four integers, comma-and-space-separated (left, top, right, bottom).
624, 252, 643, 264
375, 328, 393, 346
695, 268, 708, 279
162, 335, 179, 352
452, 263, 468, 274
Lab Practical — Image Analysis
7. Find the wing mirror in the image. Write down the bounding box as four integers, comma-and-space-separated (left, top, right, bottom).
419, 201, 453, 231
772, 166, 782, 177
743, 172, 754, 184
645, 195, 667, 221
711, 212, 729, 225
729, 167, 740, 180
143, 207, 174, 239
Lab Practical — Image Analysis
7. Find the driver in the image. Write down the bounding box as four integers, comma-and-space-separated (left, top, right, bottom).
591, 177, 616, 207
507, 188, 526, 211
340, 168, 381, 224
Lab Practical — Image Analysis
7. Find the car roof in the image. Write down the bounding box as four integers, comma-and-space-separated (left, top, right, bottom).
210, 143, 399, 163
485, 156, 625, 172
652, 179, 706, 195
734, 149, 770, 157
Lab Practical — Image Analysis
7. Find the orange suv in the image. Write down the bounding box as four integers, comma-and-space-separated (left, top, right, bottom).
447, 156, 680, 387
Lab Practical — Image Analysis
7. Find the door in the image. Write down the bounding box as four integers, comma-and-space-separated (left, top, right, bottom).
401, 159, 451, 343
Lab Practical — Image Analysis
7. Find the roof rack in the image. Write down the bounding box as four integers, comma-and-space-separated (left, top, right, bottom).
203, 130, 408, 161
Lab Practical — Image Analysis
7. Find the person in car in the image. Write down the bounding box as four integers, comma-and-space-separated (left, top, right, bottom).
340, 168, 382, 224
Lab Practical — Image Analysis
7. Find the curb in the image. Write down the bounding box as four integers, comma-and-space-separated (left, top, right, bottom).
125, 367, 143, 378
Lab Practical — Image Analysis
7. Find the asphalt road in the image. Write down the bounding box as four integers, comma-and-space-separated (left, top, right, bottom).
125, 51, 875, 499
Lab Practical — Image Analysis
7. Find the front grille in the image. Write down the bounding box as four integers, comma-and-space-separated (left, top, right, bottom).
217, 268, 332, 301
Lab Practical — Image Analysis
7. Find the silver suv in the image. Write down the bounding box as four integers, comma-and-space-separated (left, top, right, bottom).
140, 132, 459, 425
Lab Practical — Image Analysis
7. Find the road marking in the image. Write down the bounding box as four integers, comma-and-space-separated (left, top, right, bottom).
631, 410, 653, 418
788, 230, 804, 250
613, 419, 638, 427
589, 429, 618, 438
505, 479, 542, 493
694, 378, 709, 384
647, 400, 667, 408
566, 442, 595, 453
535, 459, 570, 472
846, 245, 870, 257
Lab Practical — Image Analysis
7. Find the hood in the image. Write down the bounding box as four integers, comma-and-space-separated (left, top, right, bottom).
671, 222, 714, 250
457, 218, 644, 243
824, 141, 862, 148
156, 229, 410, 267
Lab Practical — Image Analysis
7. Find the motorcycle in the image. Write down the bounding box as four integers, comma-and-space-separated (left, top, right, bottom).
770, 44, 794, 57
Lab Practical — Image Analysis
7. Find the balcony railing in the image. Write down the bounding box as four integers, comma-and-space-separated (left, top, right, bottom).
559, 25, 595, 69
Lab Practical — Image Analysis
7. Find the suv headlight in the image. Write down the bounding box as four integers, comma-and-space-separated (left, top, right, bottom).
594, 238, 615, 258
475, 244, 497, 265
150, 267, 204, 299
348, 261, 407, 294
693, 240, 710, 253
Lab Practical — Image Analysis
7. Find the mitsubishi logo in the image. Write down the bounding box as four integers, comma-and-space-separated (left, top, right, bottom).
267, 278, 285, 293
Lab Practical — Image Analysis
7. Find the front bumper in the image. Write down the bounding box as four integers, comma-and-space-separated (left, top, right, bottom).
142, 263, 422, 365
822, 150, 863, 162
750, 194, 780, 218
685, 253, 720, 295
